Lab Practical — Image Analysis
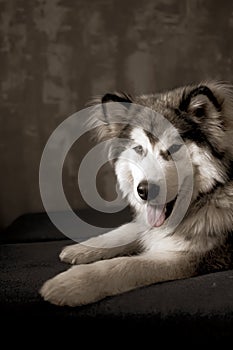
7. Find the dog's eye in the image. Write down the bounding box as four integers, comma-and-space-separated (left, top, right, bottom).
133, 145, 144, 155
168, 144, 182, 154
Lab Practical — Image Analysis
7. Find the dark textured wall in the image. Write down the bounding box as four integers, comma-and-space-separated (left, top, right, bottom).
1, 0, 233, 229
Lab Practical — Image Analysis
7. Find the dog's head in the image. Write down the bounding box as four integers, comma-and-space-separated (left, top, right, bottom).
91, 82, 233, 228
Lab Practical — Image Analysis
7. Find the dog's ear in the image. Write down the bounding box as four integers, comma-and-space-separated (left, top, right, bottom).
101, 92, 133, 104
179, 85, 222, 119
101, 92, 133, 123
178, 84, 227, 153
90, 92, 133, 141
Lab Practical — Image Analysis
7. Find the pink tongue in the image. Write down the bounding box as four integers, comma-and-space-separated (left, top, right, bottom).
147, 205, 166, 227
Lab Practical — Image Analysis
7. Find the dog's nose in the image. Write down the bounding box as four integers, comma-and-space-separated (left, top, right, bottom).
137, 181, 160, 201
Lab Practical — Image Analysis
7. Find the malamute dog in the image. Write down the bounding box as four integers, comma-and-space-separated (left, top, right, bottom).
41, 82, 233, 306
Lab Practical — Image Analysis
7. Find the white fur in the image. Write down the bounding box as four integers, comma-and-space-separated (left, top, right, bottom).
188, 142, 225, 193
115, 127, 183, 209
130, 128, 153, 153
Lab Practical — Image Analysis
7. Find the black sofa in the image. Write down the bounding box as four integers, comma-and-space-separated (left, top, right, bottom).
1, 211, 233, 344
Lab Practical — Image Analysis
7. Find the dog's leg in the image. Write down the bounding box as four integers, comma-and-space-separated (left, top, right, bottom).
41, 252, 195, 306
60, 222, 145, 265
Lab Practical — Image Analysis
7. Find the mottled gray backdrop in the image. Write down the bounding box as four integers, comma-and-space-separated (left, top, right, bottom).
1, 0, 233, 229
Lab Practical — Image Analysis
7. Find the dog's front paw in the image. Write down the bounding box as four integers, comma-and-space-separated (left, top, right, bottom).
40, 266, 104, 306
59, 244, 84, 264
59, 243, 102, 265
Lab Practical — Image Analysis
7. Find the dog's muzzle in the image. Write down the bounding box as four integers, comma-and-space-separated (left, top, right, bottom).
137, 180, 177, 227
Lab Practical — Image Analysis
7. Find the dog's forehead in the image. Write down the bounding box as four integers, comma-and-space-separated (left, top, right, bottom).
128, 102, 178, 137
130, 127, 178, 149
130, 128, 153, 147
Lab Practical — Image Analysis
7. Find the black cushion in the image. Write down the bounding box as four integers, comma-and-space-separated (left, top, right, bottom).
1, 212, 233, 344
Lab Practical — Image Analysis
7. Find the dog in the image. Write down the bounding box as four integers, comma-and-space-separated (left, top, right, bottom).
40, 81, 233, 306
